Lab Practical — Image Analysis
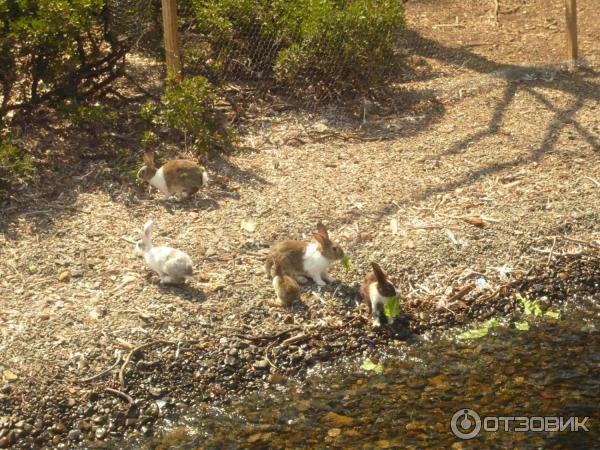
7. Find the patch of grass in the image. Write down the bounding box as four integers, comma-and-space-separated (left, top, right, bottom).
0, 140, 34, 191
361, 358, 383, 374
457, 318, 499, 340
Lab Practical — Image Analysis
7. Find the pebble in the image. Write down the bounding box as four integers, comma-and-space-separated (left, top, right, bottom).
0, 437, 7, 448
95, 427, 107, 439
52, 435, 61, 445
67, 429, 82, 441
253, 360, 269, 370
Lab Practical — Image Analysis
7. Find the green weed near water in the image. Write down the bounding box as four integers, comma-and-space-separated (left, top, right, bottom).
516, 293, 561, 319
457, 318, 500, 341
361, 358, 383, 374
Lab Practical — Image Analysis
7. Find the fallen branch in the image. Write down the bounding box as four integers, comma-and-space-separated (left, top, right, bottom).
233, 327, 300, 342
447, 283, 475, 304
557, 235, 600, 249
105, 387, 134, 404
79, 353, 122, 383
119, 340, 198, 388
281, 333, 308, 346
120, 236, 138, 245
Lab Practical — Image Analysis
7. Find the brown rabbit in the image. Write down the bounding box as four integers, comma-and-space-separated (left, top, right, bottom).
360, 262, 398, 328
137, 149, 208, 200
264, 223, 345, 286
271, 258, 301, 307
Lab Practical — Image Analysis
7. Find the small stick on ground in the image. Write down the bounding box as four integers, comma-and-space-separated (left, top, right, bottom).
79, 353, 122, 383
557, 235, 600, 249
119, 340, 198, 388
447, 284, 475, 304
264, 340, 279, 371
547, 236, 557, 266
233, 327, 300, 342
105, 387, 134, 405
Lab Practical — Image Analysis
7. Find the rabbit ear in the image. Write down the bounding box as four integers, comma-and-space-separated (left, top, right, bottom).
313, 233, 327, 248
371, 262, 387, 285
142, 220, 153, 243
316, 222, 329, 239
143, 150, 155, 168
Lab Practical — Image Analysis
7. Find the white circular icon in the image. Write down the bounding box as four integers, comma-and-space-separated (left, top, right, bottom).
451, 408, 481, 440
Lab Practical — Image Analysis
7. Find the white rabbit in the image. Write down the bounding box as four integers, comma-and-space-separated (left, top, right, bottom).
134, 220, 194, 284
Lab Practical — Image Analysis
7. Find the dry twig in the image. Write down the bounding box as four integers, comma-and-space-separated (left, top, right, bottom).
79, 353, 122, 383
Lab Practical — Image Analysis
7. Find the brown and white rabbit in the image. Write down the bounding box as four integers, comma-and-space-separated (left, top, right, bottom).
360, 262, 398, 328
137, 150, 208, 200
265, 223, 345, 286
271, 258, 301, 307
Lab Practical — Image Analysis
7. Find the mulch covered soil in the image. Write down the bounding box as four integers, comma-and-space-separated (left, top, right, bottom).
1, 0, 600, 448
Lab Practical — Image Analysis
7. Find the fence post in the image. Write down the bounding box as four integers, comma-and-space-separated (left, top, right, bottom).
161, 0, 182, 78
565, 0, 578, 68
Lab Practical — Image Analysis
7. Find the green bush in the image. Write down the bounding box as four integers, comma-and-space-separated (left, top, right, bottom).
188, 0, 405, 95
154, 76, 233, 153
0, 0, 129, 116
274, 0, 405, 93
0, 140, 34, 190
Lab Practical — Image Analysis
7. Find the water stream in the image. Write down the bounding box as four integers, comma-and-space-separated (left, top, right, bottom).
130, 297, 599, 449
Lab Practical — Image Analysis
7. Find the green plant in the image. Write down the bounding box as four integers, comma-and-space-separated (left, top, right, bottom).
341, 256, 351, 272
384, 296, 400, 320
0, 0, 131, 117
0, 140, 34, 190
361, 358, 383, 374
157, 76, 233, 154
273, 0, 405, 94
188, 0, 405, 95
457, 318, 499, 341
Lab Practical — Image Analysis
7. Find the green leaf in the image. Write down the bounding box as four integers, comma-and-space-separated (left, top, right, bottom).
544, 310, 560, 319
361, 358, 383, 374
342, 256, 351, 272
515, 321, 530, 331
457, 318, 499, 340
384, 296, 400, 319
240, 219, 258, 232
517, 293, 542, 317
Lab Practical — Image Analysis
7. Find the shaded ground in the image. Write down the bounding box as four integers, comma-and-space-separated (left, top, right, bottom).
1, 0, 599, 448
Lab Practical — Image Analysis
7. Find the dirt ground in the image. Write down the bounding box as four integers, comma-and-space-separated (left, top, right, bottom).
1, 0, 600, 448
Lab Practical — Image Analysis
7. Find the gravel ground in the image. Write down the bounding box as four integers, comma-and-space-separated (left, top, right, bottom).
1, 1, 600, 448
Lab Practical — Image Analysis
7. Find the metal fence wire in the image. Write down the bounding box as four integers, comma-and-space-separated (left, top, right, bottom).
95, 0, 600, 105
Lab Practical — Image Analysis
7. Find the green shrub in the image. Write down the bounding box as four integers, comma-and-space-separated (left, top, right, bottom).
274, 0, 405, 93
155, 76, 233, 153
0, 140, 34, 190
188, 0, 405, 95
0, 0, 130, 116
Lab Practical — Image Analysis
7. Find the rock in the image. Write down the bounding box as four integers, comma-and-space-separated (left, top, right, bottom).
376, 440, 391, 449
0, 384, 11, 394
95, 427, 106, 439
58, 270, 71, 282
253, 360, 269, 370
148, 387, 163, 397
67, 429, 82, 441
53, 422, 67, 434
324, 412, 354, 427
327, 428, 342, 437
267, 373, 286, 385
2, 370, 18, 382
224, 356, 238, 366
52, 435, 61, 445
0, 437, 8, 449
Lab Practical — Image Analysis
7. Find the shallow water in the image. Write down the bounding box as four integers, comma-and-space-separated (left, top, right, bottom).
132, 297, 599, 449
